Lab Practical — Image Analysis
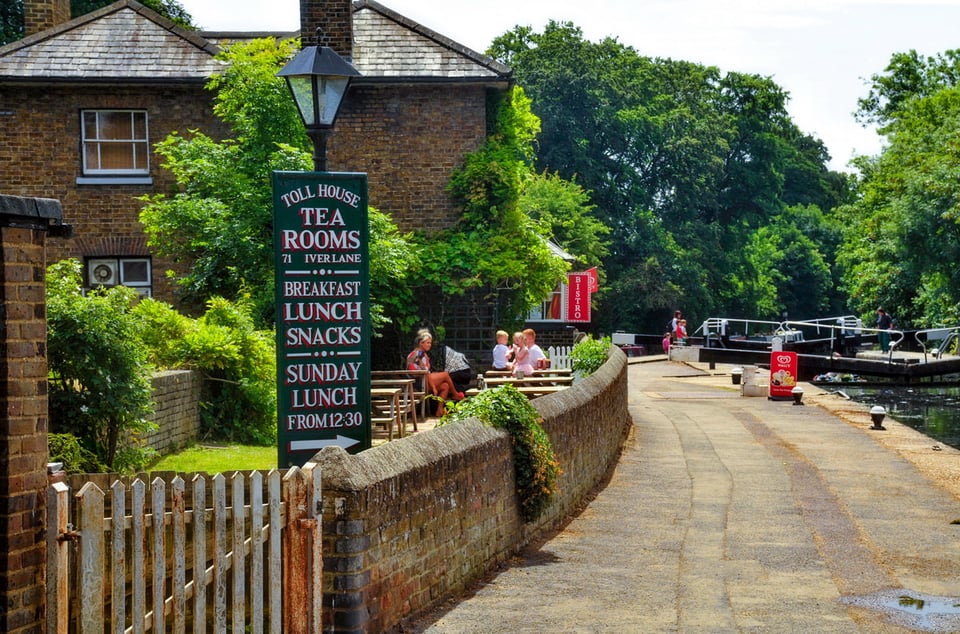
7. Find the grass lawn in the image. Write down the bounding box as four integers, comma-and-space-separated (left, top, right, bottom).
149, 444, 278, 474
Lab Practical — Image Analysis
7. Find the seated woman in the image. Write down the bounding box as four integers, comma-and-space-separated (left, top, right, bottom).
406, 330, 464, 416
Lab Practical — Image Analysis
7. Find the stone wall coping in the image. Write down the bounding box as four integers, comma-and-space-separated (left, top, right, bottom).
311, 418, 502, 490
0, 194, 63, 222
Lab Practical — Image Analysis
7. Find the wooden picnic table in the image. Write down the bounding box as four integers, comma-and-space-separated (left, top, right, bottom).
372, 369, 429, 419
370, 386, 403, 440
482, 376, 574, 388
483, 368, 572, 378
465, 384, 569, 399
372, 378, 418, 432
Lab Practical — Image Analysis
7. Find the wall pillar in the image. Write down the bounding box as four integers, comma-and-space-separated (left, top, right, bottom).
0, 195, 68, 634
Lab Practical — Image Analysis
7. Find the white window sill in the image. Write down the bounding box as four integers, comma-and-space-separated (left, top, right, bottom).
76, 176, 153, 186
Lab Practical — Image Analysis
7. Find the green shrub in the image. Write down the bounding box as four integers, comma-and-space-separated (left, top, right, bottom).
48, 433, 105, 474
443, 384, 561, 521
133, 295, 277, 445
47, 260, 156, 471
571, 335, 611, 376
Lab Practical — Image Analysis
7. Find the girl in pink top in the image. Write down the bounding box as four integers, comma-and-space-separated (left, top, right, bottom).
512, 331, 534, 377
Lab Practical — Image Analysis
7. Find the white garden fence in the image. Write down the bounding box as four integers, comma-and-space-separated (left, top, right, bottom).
47, 467, 322, 634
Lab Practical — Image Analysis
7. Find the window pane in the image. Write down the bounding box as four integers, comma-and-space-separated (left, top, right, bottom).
133, 112, 147, 138
134, 142, 149, 170
99, 143, 133, 170
120, 259, 150, 284
99, 112, 132, 140
84, 144, 100, 171
81, 110, 149, 175
83, 111, 97, 137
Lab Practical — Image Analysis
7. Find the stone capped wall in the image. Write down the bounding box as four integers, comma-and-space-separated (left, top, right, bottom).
313, 346, 630, 632
142, 370, 202, 455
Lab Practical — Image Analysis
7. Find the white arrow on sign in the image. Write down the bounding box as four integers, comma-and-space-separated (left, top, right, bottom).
290, 436, 361, 452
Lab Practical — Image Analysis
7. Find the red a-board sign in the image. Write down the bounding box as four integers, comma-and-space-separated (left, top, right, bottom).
768, 351, 798, 400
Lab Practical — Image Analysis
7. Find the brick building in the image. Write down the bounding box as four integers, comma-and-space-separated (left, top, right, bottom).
0, 0, 512, 305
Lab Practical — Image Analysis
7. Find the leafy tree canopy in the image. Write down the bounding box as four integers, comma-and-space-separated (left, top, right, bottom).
839, 85, 960, 327
47, 260, 155, 471
436, 86, 572, 326
488, 21, 852, 331
856, 49, 960, 128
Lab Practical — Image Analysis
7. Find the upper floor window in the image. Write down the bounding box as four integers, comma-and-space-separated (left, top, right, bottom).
80, 110, 149, 176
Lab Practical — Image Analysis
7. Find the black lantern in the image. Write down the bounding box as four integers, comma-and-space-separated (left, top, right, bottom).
277, 33, 360, 172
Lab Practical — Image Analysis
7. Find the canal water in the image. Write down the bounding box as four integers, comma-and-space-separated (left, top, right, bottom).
824, 384, 960, 450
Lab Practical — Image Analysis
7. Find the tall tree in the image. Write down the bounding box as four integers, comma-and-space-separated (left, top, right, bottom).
856, 49, 960, 128
839, 86, 960, 327
490, 22, 849, 332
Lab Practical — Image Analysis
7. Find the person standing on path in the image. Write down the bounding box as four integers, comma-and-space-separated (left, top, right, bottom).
876, 307, 894, 352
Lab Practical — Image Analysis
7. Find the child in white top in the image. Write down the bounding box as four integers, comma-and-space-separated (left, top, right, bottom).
492, 330, 511, 370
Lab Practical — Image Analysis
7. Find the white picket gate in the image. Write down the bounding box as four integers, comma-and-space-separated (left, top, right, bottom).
546, 345, 573, 370
47, 467, 322, 634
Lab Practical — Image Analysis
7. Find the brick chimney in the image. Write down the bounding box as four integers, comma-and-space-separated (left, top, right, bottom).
300, 0, 353, 57
23, 0, 71, 37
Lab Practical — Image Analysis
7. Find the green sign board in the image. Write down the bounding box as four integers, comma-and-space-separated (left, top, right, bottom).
272, 171, 370, 466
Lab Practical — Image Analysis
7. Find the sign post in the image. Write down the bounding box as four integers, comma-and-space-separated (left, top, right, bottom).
273, 171, 370, 466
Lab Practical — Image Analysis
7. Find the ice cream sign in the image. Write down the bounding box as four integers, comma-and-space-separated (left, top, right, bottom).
768, 351, 798, 400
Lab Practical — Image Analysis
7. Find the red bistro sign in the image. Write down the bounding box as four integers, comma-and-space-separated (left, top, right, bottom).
273, 171, 370, 467
567, 272, 592, 323
768, 351, 798, 400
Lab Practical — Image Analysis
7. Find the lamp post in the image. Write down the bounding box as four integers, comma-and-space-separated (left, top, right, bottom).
277, 32, 360, 172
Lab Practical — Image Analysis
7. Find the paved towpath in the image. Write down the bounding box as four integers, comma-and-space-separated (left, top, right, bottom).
411, 359, 960, 633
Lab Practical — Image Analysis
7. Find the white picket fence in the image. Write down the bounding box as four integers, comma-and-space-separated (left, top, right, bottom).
546, 345, 573, 370
47, 467, 322, 634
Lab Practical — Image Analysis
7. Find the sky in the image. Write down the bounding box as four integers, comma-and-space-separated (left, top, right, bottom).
179, 0, 960, 172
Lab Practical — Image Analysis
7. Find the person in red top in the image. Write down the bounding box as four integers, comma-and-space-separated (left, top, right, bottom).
406, 330, 464, 416
674, 319, 688, 344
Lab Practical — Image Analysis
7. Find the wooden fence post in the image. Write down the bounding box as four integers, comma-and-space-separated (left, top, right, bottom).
282, 466, 322, 634
45, 482, 69, 634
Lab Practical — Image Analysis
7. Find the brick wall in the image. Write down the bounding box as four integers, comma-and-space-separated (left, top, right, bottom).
0, 84, 228, 305
312, 346, 630, 633
333, 84, 488, 233
142, 370, 201, 455
0, 79, 490, 303
0, 194, 64, 634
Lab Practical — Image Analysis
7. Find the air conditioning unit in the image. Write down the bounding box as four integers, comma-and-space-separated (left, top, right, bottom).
88, 259, 118, 286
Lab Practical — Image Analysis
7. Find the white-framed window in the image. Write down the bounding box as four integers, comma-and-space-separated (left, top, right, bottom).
86, 257, 152, 297
80, 110, 150, 177
528, 283, 566, 322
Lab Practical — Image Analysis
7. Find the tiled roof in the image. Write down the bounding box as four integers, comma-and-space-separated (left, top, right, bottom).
0, 0, 510, 85
0, 0, 224, 82
351, 0, 511, 83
